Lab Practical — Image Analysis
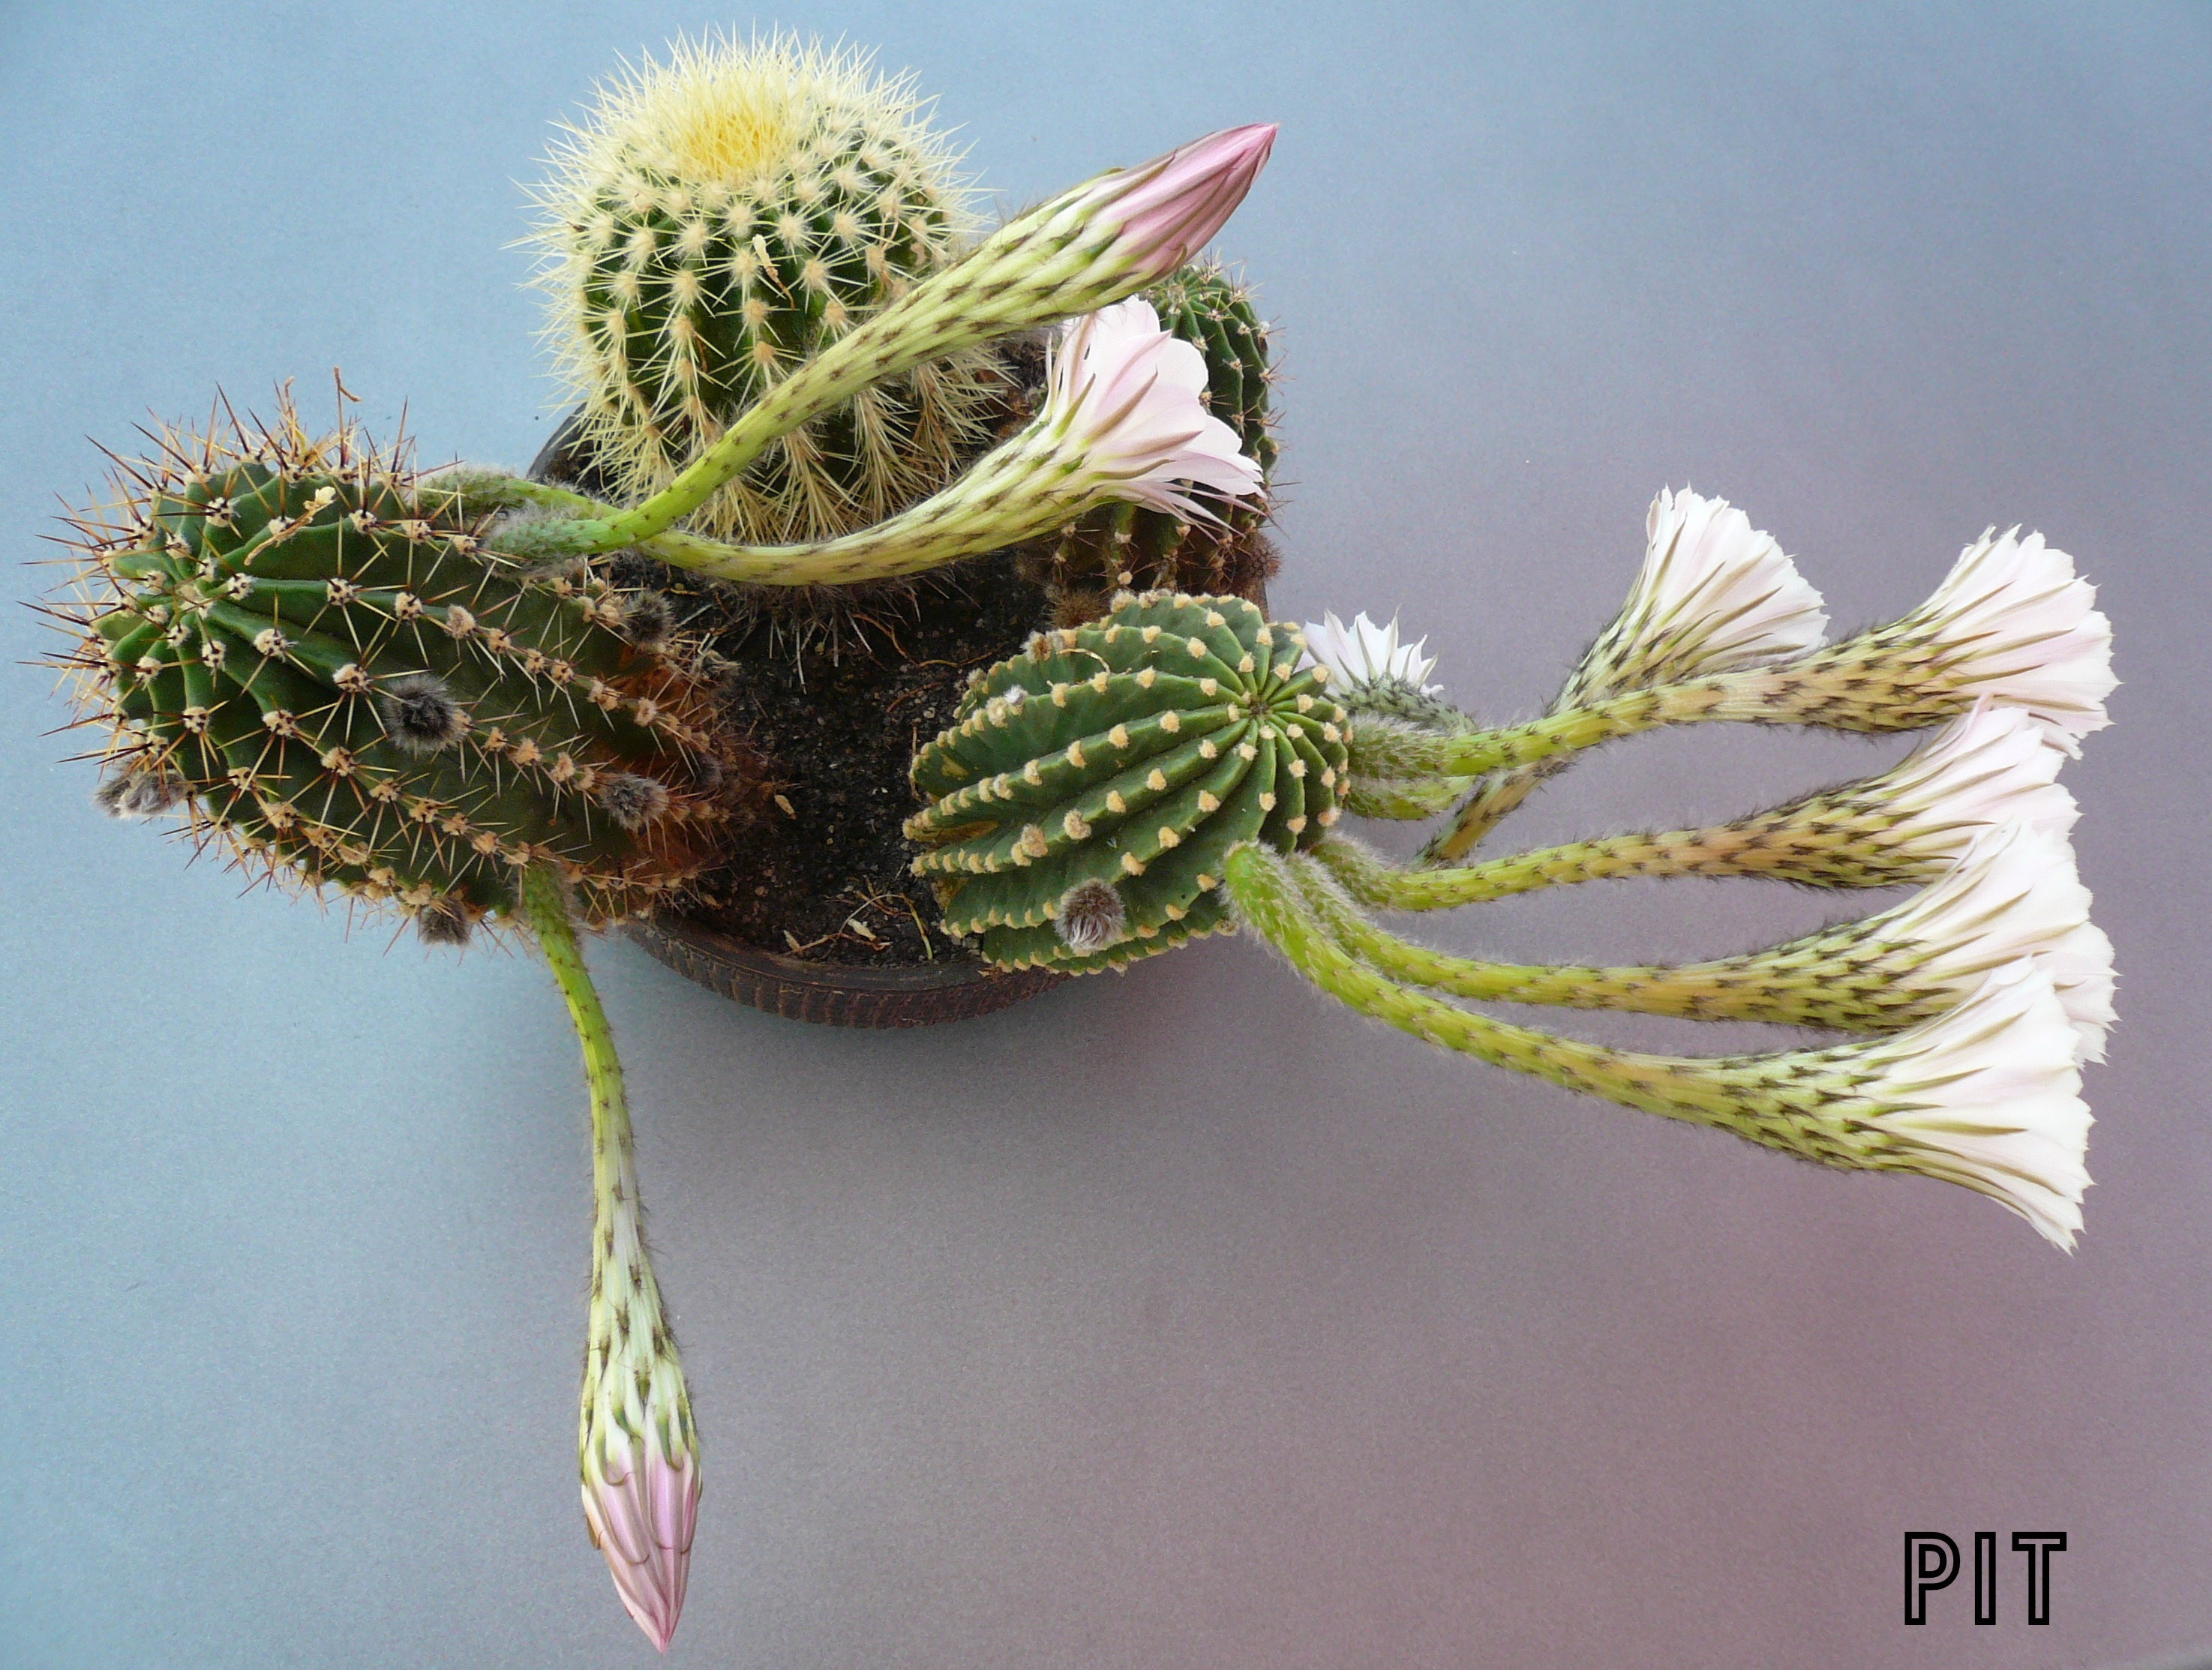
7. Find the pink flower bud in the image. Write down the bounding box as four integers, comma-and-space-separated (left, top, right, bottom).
1075, 124, 1277, 282
582, 1415, 700, 1651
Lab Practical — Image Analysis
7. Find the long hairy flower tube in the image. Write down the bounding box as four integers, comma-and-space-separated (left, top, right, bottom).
500, 298, 1263, 586
473, 293, 1268, 586
1417, 514, 2113, 864
1223, 842, 2093, 1249
1290, 826, 2113, 1062
472, 124, 1277, 562
1320, 697, 2081, 905
521, 868, 701, 1651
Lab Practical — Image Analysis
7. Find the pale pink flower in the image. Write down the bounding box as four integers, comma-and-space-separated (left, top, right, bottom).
1580, 488, 1829, 694
1040, 298, 1265, 516
1849, 962, 2093, 1249
1898, 527, 2116, 752
1857, 697, 2080, 860
1070, 124, 1278, 283
1841, 823, 2117, 1065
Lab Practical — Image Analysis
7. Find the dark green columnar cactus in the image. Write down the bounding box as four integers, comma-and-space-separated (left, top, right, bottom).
1022, 263, 1280, 625
904, 590, 1346, 970
530, 34, 1003, 545
59, 407, 750, 940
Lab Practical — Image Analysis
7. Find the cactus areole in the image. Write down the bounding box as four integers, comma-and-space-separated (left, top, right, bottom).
905, 590, 1349, 971
62, 411, 749, 941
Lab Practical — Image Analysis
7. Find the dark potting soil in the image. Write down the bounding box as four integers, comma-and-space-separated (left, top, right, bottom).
608, 547, 1055, 967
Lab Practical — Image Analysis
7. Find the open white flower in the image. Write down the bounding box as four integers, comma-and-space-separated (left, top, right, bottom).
1844, 696, 2081, 865
1836, 823, 2116, 1064
1894, 528, 2115, 752
1040, 297, 1265, 517
1577, 487, 1829, 695
1845, 962, 2093, 1249
1298, 610, 1442, 696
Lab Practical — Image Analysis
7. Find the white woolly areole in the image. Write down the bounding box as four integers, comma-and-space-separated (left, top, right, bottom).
1595, 488, 1829, 687
1865, 824, 2116, 1065
1871, 697, 2081, 854
1856, 962, 2092, 1250
1297, 610, 1442, 695
1907, 528, 2116, 753
1043, 298, 1265, 518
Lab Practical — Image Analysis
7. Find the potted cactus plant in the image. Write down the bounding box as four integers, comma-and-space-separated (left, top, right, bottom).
46, 32, 2116, 1652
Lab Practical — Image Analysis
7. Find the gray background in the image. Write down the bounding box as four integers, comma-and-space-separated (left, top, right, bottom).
2, 3, 2206, 1666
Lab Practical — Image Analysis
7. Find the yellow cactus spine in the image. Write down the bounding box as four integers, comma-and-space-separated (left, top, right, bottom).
528, 32, 1002, 545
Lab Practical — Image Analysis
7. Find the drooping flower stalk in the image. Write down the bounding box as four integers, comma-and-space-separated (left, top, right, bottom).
476, 124, 1277, 563
1415, 520, 2112, 864
1292, 826, 2114, 1062
1320, 698, 2081, 904
520, 868, 700, 1652
1226, 842, 2093, 1249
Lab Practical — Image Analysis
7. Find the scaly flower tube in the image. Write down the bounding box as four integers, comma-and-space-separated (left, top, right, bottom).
1320, 698, 2081, 904
1400, 515, 2114, 861
1295, 823, 2115, 1063
1835, 527, 2117, 753
474, 124, 1277, 562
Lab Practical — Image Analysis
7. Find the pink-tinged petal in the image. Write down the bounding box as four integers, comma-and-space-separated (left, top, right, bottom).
1080, 124, 1277, 281
1042, 298, 1265, 518
582, 1412, 699, 1651
1913, 529, 2115, 751
1857, 963, 2091, 1249
1846, 825, 2117, 1066
1872, 698, 2080, 856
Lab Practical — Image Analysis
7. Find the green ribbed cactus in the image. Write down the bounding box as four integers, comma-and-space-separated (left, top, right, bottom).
1023, 263, 1280, 624
62, 408, 748, 940
905, 590, 1346, 970
530, 34, 1003, 544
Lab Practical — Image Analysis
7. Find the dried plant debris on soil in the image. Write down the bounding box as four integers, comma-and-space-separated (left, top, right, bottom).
608, 549, 1056, 967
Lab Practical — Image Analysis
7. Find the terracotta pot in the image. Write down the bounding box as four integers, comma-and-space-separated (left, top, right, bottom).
626, 914, 1065, 1028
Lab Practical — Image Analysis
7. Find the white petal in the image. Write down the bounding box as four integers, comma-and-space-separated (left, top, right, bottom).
1910, 529, 2116, 751
1589, 488, 1828, 689
1297, 610, 1441, 694
1864, 962, 2092, 1249
1876, 697, 2078, 852
1865, 825, 2115, 1063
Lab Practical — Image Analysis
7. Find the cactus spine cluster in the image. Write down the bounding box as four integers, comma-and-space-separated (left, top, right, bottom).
905, 591, 1346, 970
531, 34, 1002, 544
59, 406, 747, 940
1026, 262, 1280, 623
